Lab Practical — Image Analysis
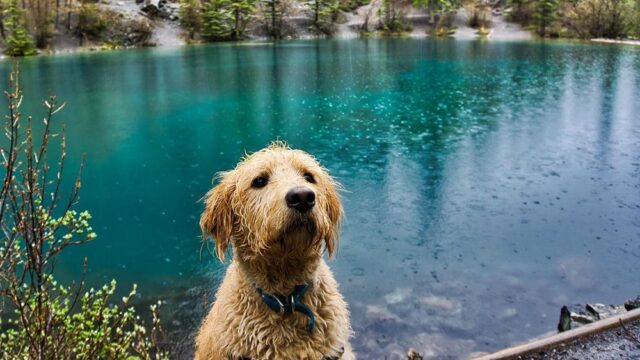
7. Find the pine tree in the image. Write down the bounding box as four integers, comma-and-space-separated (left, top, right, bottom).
3, 0, 37, 56
534, 0, 557, 36
228, 0, 254, 39
179, 0, 203, 40
261, 0, 282, 38
202, 0, 232, 39
308, 0, 338, 34
201, 0, 254, 40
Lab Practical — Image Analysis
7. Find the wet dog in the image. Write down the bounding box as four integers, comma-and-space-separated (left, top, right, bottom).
195, 142, 353, 360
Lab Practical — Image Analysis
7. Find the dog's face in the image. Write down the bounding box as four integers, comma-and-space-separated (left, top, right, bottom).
201, 142, 343, 261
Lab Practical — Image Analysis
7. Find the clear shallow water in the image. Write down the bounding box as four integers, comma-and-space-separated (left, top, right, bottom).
4, 39, 640, 358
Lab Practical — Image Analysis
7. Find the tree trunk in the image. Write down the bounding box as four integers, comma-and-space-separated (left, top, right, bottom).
234, 7, 240, 39
271, 0, 276, 38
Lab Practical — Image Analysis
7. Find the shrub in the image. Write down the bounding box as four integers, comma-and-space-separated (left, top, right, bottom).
77, 3, 109, 41
379, 0, 410, 33
0, 67, 168, 360
566, 0, 632, 38
76, 6, 153, 47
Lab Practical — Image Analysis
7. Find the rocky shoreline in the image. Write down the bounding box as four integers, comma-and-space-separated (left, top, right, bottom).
35, 0, 535, 55
14, 0, 638, 57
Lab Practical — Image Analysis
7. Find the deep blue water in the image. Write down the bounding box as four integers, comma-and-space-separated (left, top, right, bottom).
4, 39, 640, 358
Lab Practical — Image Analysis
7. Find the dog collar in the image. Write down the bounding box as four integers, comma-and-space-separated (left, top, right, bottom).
255, 283, 316, 334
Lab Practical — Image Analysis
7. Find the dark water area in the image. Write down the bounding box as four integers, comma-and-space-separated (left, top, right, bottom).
3, 39, 640, 358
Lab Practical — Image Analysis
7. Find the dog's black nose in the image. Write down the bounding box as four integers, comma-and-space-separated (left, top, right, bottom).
285, 186, 316, 212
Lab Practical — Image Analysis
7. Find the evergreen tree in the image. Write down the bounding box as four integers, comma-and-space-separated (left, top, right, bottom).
261, 0, 283, 38
3, 0, 37, 56
202, 0, 232, 39
228, 0, 254, 39
179, 0, 203, 40
534, 0, 557, 36
308, 0, 338, 34
202, 0, 253, 40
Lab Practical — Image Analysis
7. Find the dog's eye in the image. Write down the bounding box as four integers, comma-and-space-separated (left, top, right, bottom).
303, 172, 315, 184
251, 176, 269, 189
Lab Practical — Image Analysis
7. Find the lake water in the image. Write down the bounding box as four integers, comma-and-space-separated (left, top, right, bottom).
5, 39, 640, 359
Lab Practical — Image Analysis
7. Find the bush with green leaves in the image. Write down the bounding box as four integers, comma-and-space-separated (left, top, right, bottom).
0, 68, 168, 360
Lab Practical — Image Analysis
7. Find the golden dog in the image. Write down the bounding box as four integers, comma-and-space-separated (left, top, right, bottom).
195, 142, 353, 360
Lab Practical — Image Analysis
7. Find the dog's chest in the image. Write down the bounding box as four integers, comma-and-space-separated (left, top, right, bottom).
225, 292, 339, 359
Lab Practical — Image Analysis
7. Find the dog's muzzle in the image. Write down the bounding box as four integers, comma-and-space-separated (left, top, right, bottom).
285, 186, 315, 213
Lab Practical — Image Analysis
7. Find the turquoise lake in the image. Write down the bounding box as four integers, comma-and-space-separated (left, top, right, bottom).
5, 39, 640, 358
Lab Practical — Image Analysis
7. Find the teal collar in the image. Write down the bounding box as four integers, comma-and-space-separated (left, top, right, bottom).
255, 283, 316, 334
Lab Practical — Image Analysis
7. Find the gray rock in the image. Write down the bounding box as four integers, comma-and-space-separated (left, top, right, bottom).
558, 302, 630, 332
558, 305, 572, 332
585, 303, 627, 320
140, 0, 176, 19
625, 296, 640, 311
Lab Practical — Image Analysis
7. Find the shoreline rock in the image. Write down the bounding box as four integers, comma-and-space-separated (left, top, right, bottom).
557, 295, 640, 332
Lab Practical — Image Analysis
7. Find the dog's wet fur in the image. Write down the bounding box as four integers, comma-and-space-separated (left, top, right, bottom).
195, 142, 353, 360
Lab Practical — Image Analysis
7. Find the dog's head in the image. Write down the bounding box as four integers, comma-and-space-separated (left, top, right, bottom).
200, 142, 343, 261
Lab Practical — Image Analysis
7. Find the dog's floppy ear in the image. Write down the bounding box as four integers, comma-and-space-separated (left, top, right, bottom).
323, 178, 344, 258
200, 174, 235, 261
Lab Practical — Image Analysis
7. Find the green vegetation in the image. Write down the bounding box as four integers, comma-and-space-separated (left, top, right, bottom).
261, 0, 288, 39
0, 68, 167, 359
77, 3, 109, 43
308, 0, 340, 35
201, 0, 254, 40
378, 0, 410, 34
508, 0, 640, 38
534, 0, 557, 36
413, 0, 457, 25
567, 0, 631, 38
180, 0, 203, 40
3, 0, 37, 56
338, 0, 369, 11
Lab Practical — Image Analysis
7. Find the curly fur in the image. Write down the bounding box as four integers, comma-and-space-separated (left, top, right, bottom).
196, 142, 354, 360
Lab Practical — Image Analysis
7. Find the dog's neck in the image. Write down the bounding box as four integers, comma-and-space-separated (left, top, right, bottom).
235, 247, 322, 296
